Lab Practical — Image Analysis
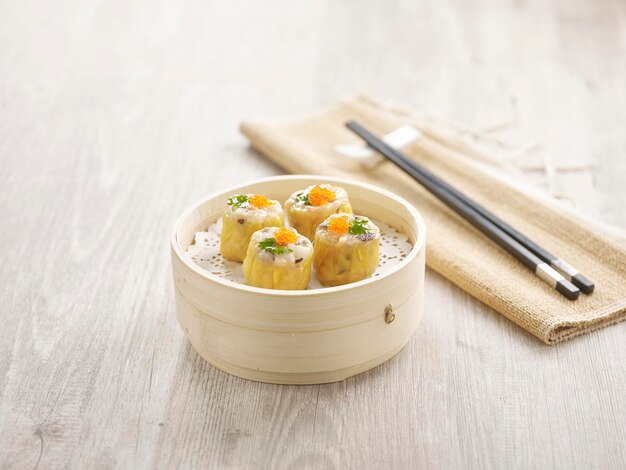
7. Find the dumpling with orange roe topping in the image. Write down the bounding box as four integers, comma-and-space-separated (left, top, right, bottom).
284, 184, 352, 240
219, 194, 284, 262
313, 213, 380, 287
243, 227, 313, 290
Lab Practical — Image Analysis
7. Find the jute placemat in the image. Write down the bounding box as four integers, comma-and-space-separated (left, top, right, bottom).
240, 96, 626, 344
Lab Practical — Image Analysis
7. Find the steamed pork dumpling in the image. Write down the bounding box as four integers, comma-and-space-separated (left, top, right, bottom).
243, 227, 313, 290
284, 184, 352, 240
313, 214, 380, 287
219, 194, 283, 262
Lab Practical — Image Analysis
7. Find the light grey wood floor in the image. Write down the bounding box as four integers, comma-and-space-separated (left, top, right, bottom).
1, 1, 625, 469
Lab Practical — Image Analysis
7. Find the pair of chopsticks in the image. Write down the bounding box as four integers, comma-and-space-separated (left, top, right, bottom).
345, 121, 594, 301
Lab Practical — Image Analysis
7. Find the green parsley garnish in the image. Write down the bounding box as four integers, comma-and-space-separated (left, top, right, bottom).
294, 192, 311, 205
227, 194, 249, 208
258, 238, 293, 255
349, 217, 371, 235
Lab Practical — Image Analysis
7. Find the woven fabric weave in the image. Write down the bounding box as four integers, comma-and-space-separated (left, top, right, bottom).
240, 96, 626, 344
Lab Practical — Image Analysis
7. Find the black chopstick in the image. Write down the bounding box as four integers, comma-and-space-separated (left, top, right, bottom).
346, 120, 581, 301
347, 121, 594, 295
365, 125, 594, 294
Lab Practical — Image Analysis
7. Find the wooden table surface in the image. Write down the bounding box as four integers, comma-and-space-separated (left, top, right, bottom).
2, 1, 625, 468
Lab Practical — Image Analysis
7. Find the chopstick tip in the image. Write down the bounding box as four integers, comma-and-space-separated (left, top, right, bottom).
572, 274, 595, 295
556, 279, 580, 301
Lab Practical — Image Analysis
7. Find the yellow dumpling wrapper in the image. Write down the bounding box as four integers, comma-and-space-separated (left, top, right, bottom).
220, 194, 284, 262
243, 227, 313, 290
313, 214, 380, 287
284, 184, 352, 240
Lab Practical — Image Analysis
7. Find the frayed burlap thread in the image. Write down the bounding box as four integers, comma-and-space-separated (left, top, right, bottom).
240, 96, 626, 344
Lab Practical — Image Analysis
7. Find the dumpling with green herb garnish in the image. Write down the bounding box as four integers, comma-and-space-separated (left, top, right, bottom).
220, 194, 284, 262
284, 184, 352, 240
243, 227, 313, 290
313, 213, 380, 287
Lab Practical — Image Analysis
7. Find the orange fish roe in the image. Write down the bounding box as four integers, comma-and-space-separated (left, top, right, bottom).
308, 186, 335, 206
275, 227, 298, 246
249, 194, 272, 208
328, 215, 349, 235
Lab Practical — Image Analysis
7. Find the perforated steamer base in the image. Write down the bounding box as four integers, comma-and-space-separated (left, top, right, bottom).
186, 219, 413, 289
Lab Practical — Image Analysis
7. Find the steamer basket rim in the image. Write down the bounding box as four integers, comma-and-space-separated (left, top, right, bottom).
171, 174, 427, 297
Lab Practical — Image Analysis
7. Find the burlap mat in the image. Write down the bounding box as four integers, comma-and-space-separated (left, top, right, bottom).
240, 96, 626, 344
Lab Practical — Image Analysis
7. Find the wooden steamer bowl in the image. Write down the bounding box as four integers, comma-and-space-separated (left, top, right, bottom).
171, 175, 426, 384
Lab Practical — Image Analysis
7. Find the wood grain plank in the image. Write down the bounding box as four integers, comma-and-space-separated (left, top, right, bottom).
0, 0, 625, 469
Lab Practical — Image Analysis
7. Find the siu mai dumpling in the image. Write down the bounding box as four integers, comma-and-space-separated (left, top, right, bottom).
284, 184, 352, 240
243, 227, 313, 290
219, 194, 283, 262
313, 214, 380, 287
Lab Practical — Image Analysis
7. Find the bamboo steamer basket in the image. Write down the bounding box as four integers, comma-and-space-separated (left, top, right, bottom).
171, 175, 426, 384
